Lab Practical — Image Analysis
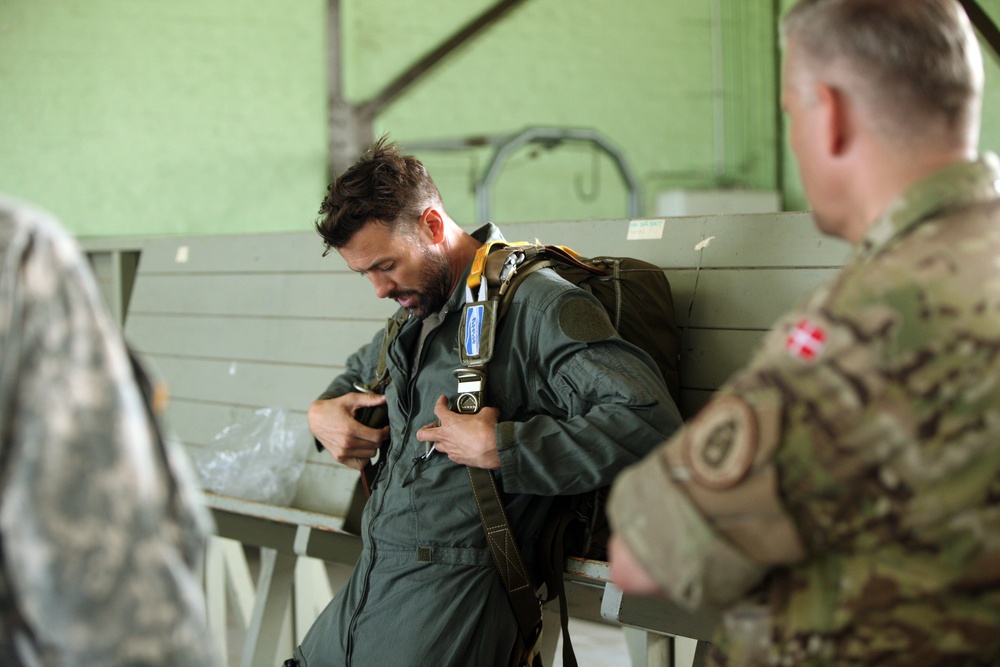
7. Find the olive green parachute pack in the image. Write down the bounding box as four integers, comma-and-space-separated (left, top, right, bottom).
455, 241, 680, 667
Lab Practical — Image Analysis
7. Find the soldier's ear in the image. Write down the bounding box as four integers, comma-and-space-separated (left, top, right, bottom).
816, 83, 851, 158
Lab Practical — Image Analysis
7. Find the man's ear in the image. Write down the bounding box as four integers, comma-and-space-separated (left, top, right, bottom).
420, 207, 446, 243
816, 83, 850, 157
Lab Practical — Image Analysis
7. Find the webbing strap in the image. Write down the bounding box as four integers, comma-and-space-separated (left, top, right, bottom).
371, 310, 410, 390
467, 466, 542, 659
540, 506, 578, 667
467, 240, 533, 292
460, 243, 542, 660
497, 259, 557, 317
353, 310, 410, 507
455, 366, 541, 658
459, 241, 606, 667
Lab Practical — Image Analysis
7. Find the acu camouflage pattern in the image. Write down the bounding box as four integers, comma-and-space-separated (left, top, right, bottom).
612, 154, 1000, 666
0, 195, 216, 666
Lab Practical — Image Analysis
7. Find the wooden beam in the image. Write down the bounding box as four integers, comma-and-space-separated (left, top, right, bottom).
959, 0, 1000, 64
325, 0, 532, 176
359, 0, 531, 119
326, 0, 371, 176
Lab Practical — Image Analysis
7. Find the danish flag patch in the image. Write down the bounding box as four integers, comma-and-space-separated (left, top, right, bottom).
786, 319, 827, 361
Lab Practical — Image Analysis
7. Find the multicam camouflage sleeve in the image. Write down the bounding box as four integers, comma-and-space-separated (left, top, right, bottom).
0, 197, 216, 666
609, 156, 1000, 665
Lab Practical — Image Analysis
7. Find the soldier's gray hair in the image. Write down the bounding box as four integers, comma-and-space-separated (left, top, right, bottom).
782, 0, 983, 145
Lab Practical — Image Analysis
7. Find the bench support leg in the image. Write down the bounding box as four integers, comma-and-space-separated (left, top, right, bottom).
538, 606, 561, 665
293, 556, 335, 644
204, 537, 230, 665
205, 536, 259, 665
241, 547, 296, 667
624, 627, 674, 667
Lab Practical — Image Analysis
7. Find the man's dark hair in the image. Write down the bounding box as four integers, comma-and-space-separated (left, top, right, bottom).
316, 135, 443, 251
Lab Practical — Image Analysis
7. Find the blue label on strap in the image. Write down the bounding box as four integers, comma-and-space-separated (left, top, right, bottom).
465, 304, 483, 357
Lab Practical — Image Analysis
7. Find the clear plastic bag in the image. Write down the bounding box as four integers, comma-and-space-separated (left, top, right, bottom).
192, 406, 309, 506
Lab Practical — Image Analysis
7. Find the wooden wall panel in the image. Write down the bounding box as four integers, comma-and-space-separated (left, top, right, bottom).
668, 267, 840, 330
127, 313, 378, 366
112, 213, 850, 518
129, 272, 396, 321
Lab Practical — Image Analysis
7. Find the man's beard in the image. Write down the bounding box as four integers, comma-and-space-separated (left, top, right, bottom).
389, 247, 452, 319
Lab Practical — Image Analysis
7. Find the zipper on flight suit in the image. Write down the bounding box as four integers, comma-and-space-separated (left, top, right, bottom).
344, 317, 441, 666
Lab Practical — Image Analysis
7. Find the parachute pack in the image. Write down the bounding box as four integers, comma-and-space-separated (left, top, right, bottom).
456, 241, 680, 667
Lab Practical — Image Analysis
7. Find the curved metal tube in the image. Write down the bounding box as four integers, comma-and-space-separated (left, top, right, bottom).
474, 127, 642, 224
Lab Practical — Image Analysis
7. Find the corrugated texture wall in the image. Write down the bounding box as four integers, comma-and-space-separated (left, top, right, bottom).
720, 0, 780, 192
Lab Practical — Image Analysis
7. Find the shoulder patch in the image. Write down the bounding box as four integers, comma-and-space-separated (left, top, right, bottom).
683, 396, 758, 490
558, 297, 616, 343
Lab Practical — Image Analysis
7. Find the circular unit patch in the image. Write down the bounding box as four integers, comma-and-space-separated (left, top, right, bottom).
683, 396, 759, 490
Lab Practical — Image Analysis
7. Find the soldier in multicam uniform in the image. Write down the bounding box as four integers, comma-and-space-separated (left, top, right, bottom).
608, 0, 1000, 665
0, 195, 216, 666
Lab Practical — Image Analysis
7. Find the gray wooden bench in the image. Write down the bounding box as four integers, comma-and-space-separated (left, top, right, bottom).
82, 212, 849, 667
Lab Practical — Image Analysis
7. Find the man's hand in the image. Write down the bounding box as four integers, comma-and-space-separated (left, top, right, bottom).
415, 395, 501, 469
308, 393, 390, 470
609, 535, 666, 596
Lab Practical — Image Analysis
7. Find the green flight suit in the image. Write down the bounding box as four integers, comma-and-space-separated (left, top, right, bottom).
296, 223, 681, 666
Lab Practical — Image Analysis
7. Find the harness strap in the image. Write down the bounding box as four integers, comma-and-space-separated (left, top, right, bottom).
539, 499, 579, 667
467, 465, 543, 664
342, 309, 411, 533
370, 310, 411, 391
460, 241, 543, 665
458, 241, 608, 666
357, 309, 410, 494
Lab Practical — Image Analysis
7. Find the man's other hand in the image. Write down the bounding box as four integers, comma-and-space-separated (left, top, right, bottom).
415, 395, 500, 469
308, 393, 390, 470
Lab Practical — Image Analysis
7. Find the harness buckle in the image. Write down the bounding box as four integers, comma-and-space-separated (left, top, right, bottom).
453, 367, 486, 414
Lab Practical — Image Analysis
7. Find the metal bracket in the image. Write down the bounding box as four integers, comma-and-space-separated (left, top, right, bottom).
405, 126, 643, 224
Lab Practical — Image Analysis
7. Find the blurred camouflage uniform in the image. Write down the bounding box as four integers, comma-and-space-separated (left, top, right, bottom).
609, 154, 1000, 665
0, 195, 216, 666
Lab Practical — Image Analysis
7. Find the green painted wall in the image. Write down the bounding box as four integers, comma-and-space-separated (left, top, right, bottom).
355, 0, 780, 225
0, 0, 328, 237
2, 0, 998, 237
0, 0, 780, 236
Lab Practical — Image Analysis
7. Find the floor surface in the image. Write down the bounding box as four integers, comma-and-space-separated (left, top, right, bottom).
551, 618, 631, 667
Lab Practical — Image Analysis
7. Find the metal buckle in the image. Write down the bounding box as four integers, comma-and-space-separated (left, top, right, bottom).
499, 249, 526, 285
453, 367, 486, 414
